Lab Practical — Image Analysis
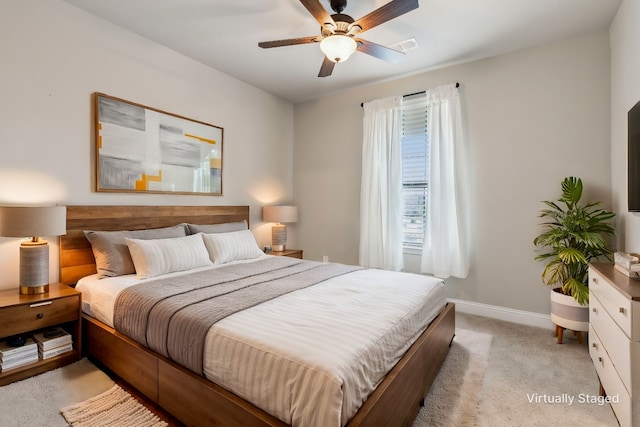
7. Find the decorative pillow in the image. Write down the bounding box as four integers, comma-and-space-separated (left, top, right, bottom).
185, 220, 248, 235
84, 224, 187, 278
202, 229, 263, 264
125, 233, 212, 279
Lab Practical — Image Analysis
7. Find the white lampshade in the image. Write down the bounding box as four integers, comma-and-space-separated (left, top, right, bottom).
0, 205, 66, 294
263, 205, 298, 224
0, 205, 66, 238
320, 35, 357, 63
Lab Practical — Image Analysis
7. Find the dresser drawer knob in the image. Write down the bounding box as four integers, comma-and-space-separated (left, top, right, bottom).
592, 307, 598, 314
37, 313, 44, 319
592, 343, 598, 349
598, 357, 603, 364
620, 307, 626, 314
592, 277, 598, 284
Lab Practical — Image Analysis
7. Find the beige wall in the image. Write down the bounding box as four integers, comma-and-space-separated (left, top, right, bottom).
0, 0, 619, 317
0, 0, 295, 290
610, 0, 640, 252
294, 32, 612, 315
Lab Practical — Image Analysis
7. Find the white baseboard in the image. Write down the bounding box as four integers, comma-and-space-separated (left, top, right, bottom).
448, 298, 555, 330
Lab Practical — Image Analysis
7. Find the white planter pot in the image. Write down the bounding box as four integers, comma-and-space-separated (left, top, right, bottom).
550, 287, 589, 332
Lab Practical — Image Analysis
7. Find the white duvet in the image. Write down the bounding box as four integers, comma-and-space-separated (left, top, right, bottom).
77, 256, 446, 427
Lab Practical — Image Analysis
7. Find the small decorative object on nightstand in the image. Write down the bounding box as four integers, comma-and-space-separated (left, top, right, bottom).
0, 205, 66, 295
262, 205, 298, 252
0, 283, 81, 385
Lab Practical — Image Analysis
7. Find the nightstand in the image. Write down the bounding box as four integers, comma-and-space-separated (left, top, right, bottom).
271, 249, 303, 259
0, 283, 81, 385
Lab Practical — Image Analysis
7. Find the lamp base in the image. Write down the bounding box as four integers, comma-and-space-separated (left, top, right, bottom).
271, 224, 287, 253
20, 284, 49, 295
19, 242, 50, 295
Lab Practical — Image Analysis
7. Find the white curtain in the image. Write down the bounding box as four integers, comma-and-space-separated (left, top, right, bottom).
420, 84, 470, 278
359, 96, 404, 271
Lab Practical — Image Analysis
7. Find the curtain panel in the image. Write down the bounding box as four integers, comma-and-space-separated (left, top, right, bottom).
359, 96, 404, 271
420, 84, 470, 278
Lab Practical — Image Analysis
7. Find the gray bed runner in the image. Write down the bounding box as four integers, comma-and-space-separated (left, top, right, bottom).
114, 256, 362, 374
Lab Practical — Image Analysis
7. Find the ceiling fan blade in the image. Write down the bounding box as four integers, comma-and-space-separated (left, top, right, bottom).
351, 0, 419, 33
356, 39, 405, 64
299, 0, 336, 29
318, 56, 335, 78
258, 36, 320, 48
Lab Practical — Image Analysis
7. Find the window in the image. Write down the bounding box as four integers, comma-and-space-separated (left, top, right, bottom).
401, 94, 428, 249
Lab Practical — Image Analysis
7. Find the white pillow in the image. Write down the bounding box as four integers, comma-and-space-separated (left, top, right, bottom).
126, 233, 213, 279
202, 229, 263, 264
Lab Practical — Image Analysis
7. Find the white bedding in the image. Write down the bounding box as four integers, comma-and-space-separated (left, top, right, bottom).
76, 256, 446, 427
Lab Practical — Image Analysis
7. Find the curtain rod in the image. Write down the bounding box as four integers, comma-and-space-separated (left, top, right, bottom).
360, 82, 460, 108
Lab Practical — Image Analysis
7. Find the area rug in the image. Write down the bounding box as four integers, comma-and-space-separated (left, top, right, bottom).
414, 328, 493, 426
61, 384, 167, 427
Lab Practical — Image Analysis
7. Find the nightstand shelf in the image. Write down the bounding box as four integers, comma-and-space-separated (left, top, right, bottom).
270, 249, 303, 259
0, 283, 82, 385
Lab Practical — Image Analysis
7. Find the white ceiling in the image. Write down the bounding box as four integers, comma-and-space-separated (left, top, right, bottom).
61, 0, 621, 104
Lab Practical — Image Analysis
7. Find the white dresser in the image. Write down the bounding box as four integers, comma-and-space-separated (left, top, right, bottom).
589, 262, 640, 427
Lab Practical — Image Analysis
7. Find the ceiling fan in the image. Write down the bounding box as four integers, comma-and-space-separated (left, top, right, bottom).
258, 0, 419, 77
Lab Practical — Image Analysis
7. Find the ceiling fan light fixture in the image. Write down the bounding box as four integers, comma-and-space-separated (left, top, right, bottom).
320, 35, 357, 63
258, 0, 421, 77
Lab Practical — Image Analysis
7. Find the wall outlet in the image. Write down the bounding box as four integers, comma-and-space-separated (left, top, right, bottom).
322, 255, 329, 263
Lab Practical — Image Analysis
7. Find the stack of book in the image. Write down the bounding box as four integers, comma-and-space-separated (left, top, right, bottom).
33, 327, 73, 360
614, 251, 640, 279
0, 338, 38, 372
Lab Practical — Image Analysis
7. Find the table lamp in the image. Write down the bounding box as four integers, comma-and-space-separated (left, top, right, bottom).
0, 206, 66, 294
262, 205, 298, 252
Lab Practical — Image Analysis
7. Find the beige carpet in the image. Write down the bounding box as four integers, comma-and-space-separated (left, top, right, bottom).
458, 313, 618, 427
415, 328, 493, 426
0, 358, 114, 427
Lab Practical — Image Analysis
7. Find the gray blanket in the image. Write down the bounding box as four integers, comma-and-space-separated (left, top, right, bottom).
113, 257, 362, 374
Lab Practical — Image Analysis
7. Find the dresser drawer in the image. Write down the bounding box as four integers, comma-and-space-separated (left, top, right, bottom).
590, 325, 632, 427
0, 295, 79, 338
590, 291, 633, 393
590, 269, 640, 340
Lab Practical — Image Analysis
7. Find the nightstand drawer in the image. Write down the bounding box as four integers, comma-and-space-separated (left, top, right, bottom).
0, 295, 79, 338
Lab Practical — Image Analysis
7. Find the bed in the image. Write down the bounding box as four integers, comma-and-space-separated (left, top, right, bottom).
59, 205, 455, 427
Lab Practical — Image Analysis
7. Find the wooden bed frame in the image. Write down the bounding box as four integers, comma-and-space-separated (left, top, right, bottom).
59, 205, 455, 427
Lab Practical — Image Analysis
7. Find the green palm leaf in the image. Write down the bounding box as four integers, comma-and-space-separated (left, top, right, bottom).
533, 177, 615, 305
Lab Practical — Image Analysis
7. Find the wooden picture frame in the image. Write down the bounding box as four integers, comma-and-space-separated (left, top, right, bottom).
94, 93, 223, 196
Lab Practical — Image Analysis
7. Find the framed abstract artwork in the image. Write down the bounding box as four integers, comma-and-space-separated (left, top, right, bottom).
94, 93, 223, 195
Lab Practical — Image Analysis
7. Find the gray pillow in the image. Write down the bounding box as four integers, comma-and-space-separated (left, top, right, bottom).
185, 220, 248, 235
84, 224, 187, 278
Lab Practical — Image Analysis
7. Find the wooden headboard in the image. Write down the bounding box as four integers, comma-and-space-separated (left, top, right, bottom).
59, 205, 250, 286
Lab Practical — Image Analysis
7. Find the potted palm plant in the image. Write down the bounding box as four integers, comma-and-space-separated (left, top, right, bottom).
533, 176, 615, 343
